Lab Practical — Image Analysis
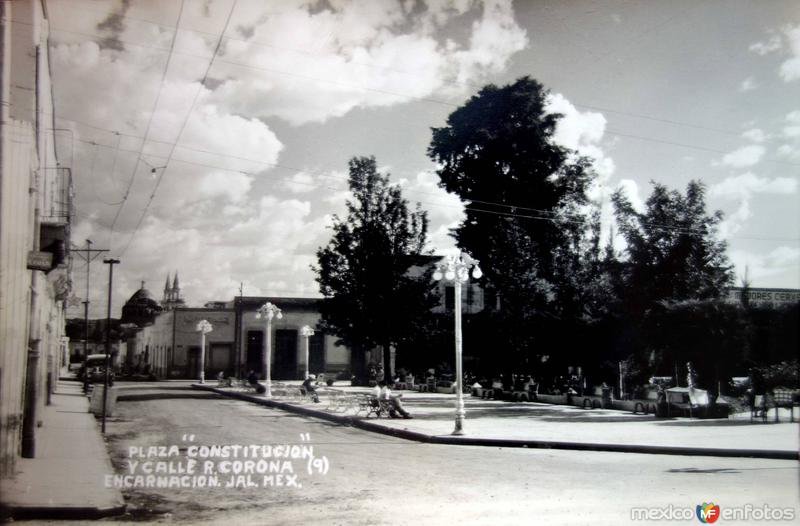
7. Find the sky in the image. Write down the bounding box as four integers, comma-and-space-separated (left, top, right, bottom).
43, 0, 800, 318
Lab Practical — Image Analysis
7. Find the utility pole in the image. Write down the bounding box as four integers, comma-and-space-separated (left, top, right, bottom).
101, 258, 120, 434
73, 240, 108, 393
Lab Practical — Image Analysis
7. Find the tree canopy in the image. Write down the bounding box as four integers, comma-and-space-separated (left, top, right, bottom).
314, 156, 437, 382
427, 76, 605, 370
611, 180, 734, 314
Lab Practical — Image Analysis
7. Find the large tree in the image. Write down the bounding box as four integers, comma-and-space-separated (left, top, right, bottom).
611, 180, 733, 314
427, 76, 603, 371
314, 156, 437, 383
611, 181, 736, 387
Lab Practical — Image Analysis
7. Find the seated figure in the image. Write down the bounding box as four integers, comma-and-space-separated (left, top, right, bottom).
376, 380, 413, 419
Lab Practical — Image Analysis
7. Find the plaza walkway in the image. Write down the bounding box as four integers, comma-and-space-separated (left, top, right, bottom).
197, 381, 799, 459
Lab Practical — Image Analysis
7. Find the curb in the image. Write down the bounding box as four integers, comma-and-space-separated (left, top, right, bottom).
192, 384, 799, 461
0, 504, 127, 522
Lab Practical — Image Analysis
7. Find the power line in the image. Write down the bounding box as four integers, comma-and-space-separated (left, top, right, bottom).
6, 14, 795, 243
606, 128, 800, 167
38, 5, 793, 145
107, 0, 186, 244
87, 135, 126, 206
8, 8, 796, 146
62, 128, 799, 243
119, 0, 239, 257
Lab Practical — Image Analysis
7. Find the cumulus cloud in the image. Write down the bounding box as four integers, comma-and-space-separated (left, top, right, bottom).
51, 1, 530, 316
750, 24, 800, 82
776, 110, 800, 160
283, 172, 317, 193
544, 93, 617, 243
711, 172, 797, 198
545, 93, 615, 181
397, 170, 465, 253
206, 0, 528, 125
779, 24, 800, 81
729, 246, 800, 286
615, 179, 645, 214
749, 34, 782, 55
711, 172, 797, 237
741, 128, 767, 143
716, 144, 766, 168
783, 110, 800, 137
198, 171, 253, 203
739, 76, 757, 92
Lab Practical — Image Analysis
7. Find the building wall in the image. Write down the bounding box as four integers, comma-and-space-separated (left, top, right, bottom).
128, 309, 237, 379
237, 300, 350, 381
130, 311, 174, 378
0, 0, 71, 477
170, 309, 235, 379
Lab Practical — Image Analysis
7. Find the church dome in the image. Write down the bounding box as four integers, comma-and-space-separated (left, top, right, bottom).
121, 282, 162, 327
127, 287, 157, 303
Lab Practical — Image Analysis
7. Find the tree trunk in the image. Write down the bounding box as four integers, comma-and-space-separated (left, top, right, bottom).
351, 345, 367, 385
383, 342, 393, 384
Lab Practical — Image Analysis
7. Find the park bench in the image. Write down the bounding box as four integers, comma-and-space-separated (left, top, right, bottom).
354, 394, 394, 418
666, 387, 709, 417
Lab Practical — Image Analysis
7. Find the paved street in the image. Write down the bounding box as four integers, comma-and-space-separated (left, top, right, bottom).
94, 384, 799, 525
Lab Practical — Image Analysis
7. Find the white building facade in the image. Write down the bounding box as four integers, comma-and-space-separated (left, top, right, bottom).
1, 0, 72, 477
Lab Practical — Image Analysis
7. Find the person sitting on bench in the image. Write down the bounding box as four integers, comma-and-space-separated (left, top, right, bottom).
302, 375, 321, 403
379, 380, 413, 419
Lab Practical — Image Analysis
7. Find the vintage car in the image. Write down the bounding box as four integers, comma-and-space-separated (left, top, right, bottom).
78, 354, 114, 385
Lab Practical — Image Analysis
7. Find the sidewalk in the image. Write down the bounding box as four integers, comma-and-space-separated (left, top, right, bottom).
0, 377, 126, 520
194, 382, 799, 460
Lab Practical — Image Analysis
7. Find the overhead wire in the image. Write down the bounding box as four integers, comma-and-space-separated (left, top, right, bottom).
88, 133, 126, 206
8, 7, 798, 152
30, 3, 795, 147
119, 0, 239, 257
107, 0, 186, 245
7, 94, 797, 244
5, 7, 796, 250
68, 135, 798, 243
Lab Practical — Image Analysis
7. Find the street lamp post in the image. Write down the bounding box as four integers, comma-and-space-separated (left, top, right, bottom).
256, 302, 282, 397
300, 325, 315, 380
433, 251, 482, 436
196, 320, 213, 383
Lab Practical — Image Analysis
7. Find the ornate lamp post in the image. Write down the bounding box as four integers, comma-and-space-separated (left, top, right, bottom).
300, 325, 315, 380
195, 320, 213, 383
256, 302, 282, 397
433, 251, 482, 435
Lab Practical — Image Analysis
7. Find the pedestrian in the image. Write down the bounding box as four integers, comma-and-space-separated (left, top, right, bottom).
655, 384, 668, 417
302, 375, 320, 403
491, 377, 504, 399
686, 361, 698, 390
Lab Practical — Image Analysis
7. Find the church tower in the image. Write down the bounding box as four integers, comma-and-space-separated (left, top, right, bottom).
161, 271, 186, 311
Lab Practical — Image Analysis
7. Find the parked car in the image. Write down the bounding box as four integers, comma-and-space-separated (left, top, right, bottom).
78, 354, 114, 385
